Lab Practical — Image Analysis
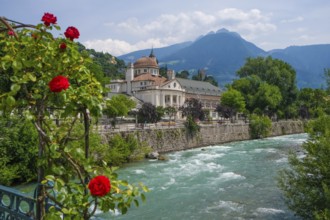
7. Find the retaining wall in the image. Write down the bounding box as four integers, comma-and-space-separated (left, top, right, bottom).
102, 120, 305, 153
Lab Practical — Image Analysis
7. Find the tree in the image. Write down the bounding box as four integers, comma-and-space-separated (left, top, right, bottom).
232, 75, 262, 113
219, 88, 246, 120
236, 56, 298, 118
324, 68, 330, 94
297, 88, 329, 119
156, 106, 165, 122
180, 98, 205, 121
278, 116, 330, 219
164, 106, 177, 121
138, 102, 158, 123
103, 94, 136, 127
204, 75, 218, 86
159, 66, 168, 77
191, 69, 218, 86
176, 70, 189, 79
78, 43, 126, 81
252, 82, 282, 116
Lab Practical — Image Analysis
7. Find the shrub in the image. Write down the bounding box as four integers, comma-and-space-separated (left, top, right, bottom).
184, 115, 200, 137
93, 133, 151, 166
249, 114, 272, 139
0, 116, 38, 185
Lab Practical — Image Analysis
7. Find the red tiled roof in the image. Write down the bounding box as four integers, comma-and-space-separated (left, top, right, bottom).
133, 73, 167, 86
134, 56, 158, 68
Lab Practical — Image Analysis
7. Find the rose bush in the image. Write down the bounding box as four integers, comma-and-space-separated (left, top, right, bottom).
0, 13, 148, 220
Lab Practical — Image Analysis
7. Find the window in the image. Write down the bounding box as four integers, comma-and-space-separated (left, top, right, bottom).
174, 83, 176, 88
144, 69, 147, 72
173, 95, 177, 103
165, 95, 170, 103
140, 82, 143, 85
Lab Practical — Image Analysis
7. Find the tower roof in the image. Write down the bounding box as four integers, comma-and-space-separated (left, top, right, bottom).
133, 56, 158, 69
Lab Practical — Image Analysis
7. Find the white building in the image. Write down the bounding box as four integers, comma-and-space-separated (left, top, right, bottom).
106, 50, 222, 119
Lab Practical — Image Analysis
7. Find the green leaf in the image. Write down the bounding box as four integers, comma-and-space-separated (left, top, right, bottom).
10, 84, 21, 93
27, 72, 37, 82
121, 206, 128, 215
56, 178, 65, 188
45, 175, 55, 181
141, 193, 146, 202
121, 180, 128, 187
12, 60, 22, 70
134, 199, 139, 207
10, 76, 19, 82
6, 96, 16, 106
61, 208, 70, 214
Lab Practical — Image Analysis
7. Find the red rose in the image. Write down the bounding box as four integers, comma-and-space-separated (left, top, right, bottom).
64, 26, 80, 41
59, 42, 67, 50
8, 30, 14, 36
48, 75, 70, 93
41, 12, 57, 27
88, 176, 111, 197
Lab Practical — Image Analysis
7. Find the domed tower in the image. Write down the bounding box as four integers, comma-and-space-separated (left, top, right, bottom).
133, 49, 159, 76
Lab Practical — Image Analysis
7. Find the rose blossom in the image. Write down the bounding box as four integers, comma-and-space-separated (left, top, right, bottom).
59, 42, 67, 50
8, 30, 14, 36
88, 175, 111, 197
48, 75, 70, 93
64, 26, 80, 41
41, 13, 57, 26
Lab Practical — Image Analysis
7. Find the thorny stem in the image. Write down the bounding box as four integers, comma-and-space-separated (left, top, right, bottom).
64, 151, 86, 185
0, 17, 19, 39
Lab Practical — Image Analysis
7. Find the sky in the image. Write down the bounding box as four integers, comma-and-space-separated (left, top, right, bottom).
1, 0, 330, 56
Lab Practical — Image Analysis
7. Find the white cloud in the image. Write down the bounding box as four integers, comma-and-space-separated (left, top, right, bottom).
217, 8, 265, 21
86, 8, 277, 55
296, 34, 315, 41
83, 39, 136, 56
83, 38, 167, 56
281, 16, 304, 23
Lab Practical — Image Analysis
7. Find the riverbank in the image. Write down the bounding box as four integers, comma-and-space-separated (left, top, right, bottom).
102, 120, 305, 153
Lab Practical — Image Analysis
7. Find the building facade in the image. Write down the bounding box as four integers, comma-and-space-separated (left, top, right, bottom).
106, 50, 222, 119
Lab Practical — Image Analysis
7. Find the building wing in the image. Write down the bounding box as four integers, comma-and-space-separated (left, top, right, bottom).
176, 78, 221, 96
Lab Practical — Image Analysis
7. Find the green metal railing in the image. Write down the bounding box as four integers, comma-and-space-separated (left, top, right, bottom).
0, 185, 36, 219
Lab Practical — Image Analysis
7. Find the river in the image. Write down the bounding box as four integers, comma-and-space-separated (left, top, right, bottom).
14, 133, 306, 219
93, 133, 307, 220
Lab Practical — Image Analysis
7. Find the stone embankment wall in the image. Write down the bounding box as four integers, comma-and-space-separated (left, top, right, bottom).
102, 120, 305, 153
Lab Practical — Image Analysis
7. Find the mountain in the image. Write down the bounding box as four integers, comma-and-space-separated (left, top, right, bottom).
268, 45, 330, 88
118, 29, 330, 88
159, 28, 266, 84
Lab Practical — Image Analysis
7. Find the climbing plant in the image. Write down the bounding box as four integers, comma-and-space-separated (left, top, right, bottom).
0, 13, 147, 219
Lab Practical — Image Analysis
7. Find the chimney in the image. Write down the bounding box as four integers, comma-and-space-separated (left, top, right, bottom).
126, 63, 134, 94
167, 69, 175, 80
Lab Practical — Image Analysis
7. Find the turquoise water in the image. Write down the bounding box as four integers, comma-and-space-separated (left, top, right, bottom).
95, 133, 307, 220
